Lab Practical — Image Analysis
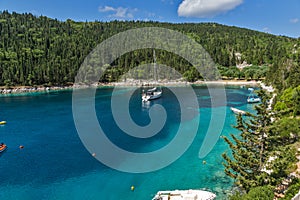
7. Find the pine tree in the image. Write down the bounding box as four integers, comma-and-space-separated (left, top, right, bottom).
222, 90, 273, 192
292, 86, 300, 116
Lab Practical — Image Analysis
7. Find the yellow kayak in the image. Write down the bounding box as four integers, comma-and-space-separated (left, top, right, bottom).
0, 121, 6, 125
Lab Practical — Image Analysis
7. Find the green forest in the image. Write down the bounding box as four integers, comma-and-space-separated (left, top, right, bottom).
0, 10, 299, 86
1, 10, 300, 199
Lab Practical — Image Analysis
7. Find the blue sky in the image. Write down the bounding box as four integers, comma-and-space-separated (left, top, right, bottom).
0, 0, 300, 38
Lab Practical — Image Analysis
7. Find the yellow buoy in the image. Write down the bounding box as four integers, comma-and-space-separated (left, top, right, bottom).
0, 121, 6, 125
131, 186, 135, 191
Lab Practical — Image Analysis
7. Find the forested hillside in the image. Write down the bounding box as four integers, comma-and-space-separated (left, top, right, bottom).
0, 11, 299, 86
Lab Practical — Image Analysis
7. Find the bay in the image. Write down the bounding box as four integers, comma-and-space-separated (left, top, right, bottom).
0, 85, 254, 200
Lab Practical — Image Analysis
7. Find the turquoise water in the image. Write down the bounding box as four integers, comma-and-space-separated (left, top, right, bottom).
0, 86, 254, 200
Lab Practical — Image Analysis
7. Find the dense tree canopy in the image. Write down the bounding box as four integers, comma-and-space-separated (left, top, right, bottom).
0, 11, 297, 86
229, 186, 274, 200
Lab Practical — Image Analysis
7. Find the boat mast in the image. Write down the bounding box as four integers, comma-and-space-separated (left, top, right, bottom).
153, 49, 157, 83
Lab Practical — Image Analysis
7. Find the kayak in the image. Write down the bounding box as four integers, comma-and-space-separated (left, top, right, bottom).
0, 144, 7, 153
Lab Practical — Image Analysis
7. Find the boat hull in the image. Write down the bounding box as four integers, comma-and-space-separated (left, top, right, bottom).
147, 91, 162, 100
230, 107, 246, 115
0, 144, 7, 153
142, 89, 162, 101
152, 189, 216, 200
247, 98, 261, 103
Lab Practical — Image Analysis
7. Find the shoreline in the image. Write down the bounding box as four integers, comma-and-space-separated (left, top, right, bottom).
0, 80, 260, 95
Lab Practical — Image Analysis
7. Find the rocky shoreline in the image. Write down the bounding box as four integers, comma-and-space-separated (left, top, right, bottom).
0, 80, 260, 95
0, 86, 73, 94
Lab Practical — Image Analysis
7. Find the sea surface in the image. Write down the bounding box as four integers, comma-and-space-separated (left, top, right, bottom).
0, 85, 255, 200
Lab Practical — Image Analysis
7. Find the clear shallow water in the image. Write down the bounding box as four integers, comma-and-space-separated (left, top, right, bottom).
0, 86, 255, 200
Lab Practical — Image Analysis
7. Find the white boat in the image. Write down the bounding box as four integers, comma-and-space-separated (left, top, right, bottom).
247, 88, 261, 103
142, 87, 162, 101
142, 50, 162, 102
247, 96, 261, 103
230, 107, 246, 115
152, 189, 216, 200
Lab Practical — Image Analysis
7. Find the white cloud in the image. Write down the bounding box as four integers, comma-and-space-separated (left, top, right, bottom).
178, 0, 243, 18
290, 18, 299, 24
98, 6, 137, 19
99, 6, 115, 12
263, 27, 271, 33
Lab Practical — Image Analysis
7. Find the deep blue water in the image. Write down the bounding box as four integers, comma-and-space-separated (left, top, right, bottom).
0, 85, 255, 200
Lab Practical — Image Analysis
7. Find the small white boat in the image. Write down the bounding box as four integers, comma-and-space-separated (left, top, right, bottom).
0, 121, 6, 125
230, 107, 246, 115
247, 96, 261, 103
142, 87, 162, 101
247, 88, 261, 103
152, 189, 216, 200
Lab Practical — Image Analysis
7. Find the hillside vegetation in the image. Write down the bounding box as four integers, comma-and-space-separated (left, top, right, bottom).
0, 10, 299, 86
